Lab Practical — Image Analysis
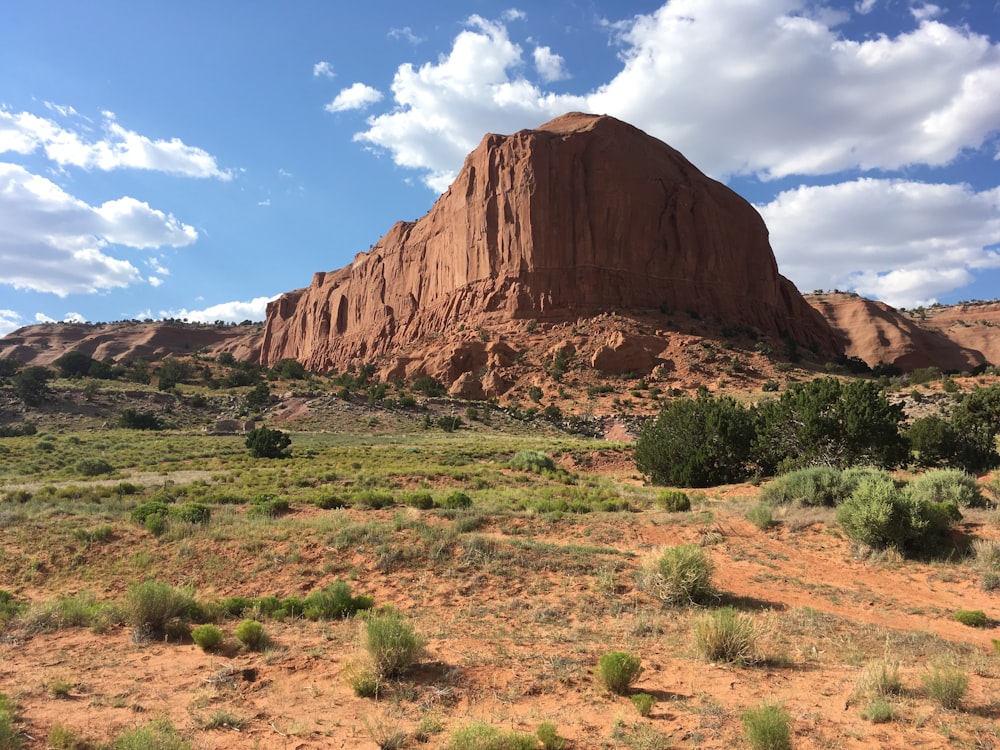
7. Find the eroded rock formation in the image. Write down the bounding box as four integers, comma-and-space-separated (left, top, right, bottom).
260, 113, 840, 378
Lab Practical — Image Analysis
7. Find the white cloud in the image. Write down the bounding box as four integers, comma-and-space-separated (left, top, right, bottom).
325, 83, 384, 112
63, 312, 86, 324
313, 60, 335, 78
148, 276, 163, 287
35, 312, 56, 324
855, 0, 878, 14
161, 295, 277, 324
0, 309, 23, 337
0, 108, 232, 180
350, 3, 1000, 188
533, 46, 568, 82
0, 162, 197, 296
389, 26, 425, 44
759, 179, 1000, 307
355, 14, 585, 191
257, 198, 271, 207
502, 9, 526, 22
911, 4, 941, 21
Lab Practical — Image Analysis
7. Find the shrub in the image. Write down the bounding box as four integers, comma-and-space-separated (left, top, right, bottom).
447, 723, 537, 750
746, 503, 776, 530
0, 591, 26, 624
636, 393, 755, 487
234, 619, 267, 650
437, 416, 463, 432
302, 581, 374, 621
638, 544, 714, 606
922, 664, 968, 709
631, 693, 656, 717
76, 458, 114, 476
836, 474, 959, 554
246, 427, 291, 459
856, 658, 902, 698
144, 514, 167, 537
655, 490, 691, 512
741, 702, 792, 750
168, 503, 211, 524
509, 450, 556, 473
191, 624, 224, 651
342, 660, 380, 698
0, 693, 17, 750
442, 491, 473, 510
122, 582, 194, 639
247, 495, 289, 518
535, 722, 565, 750
694, 607, 759, 665
759, 466, 843, 507
954, 609, 987, 627
906, 469, 985, 508
861, 698, 895, 723
130, 501, 171, 526
403, 491, 434, 510
118, 408, 164, 430
364, 610, 425, 678
595, 651, 643, 695
354, 490, 395, 509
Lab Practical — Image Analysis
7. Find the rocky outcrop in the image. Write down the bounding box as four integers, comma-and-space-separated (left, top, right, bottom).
0, 321, 263, 366
806, 293, 986, 372
260, 113, 840, 377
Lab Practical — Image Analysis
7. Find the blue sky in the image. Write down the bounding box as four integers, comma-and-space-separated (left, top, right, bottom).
1, 0, 999, 337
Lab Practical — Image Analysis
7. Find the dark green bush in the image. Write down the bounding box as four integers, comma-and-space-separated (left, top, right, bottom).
122, 582, 195, 639
509, 450, 556, 473
191, 623, 224, 651
130, 501, 171, 525
234, 619, 267, 650
954, 609, 987, 627
75, 458, 114, 476
247, 495, 289, 518
442, 490, 473, 510
354, 490, 394, 509
403, 491, 434, 510
655, 490, 691, 512
169, 502, 211, 524
118, 408, 164, 430
907, 469, 985, 508
246, 426, 291, 458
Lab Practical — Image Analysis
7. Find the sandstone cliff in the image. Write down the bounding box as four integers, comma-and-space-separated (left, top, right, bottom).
259, 113, 840, 377
806, 293, 987, 372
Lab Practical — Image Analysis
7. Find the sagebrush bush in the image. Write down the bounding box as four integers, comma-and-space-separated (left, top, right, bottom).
302, 581, 373, 621
922, 663, 968, 709
638, 544, 714, 606
655, 490, 691, 512
746, 503, 775, 530
631, 693, 655, 717
75, 458, 114, 476
760, 466, 842, 507
234, 619, 267, 650
861, 698, 894, 723
342, 659, 380, 698
364, 610, 425, 678
535, 721, 566, 750
907, 469, 985, 508
509, 450, 556, 473
596, 651, 642, 695
122, 582, 194, 638
111, 717, 188, 750
741, 701, 792, 750
191, 623, 224, 651
694, 607, 759, 665
168, 502, 211, 524
447, 722, 537, 750
442, 490, 473, 509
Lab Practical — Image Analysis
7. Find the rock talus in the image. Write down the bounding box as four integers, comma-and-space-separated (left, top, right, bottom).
260, 112, 840, 374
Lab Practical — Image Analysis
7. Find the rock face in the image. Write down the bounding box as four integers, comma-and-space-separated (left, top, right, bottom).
0, 321, 263, 366
260, 113, 839, 374
806, 293, 987, 372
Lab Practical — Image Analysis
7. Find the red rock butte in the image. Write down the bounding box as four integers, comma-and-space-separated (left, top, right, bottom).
260, 112, 840, 374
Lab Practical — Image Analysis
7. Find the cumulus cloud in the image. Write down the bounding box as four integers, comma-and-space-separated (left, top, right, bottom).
0, 163, 197, 296
533, 46, 568, 82
161, 295, 277, 324
325, 83, 385, 112
350, 2, 1000, 188
0, 309, 23, 337
759, 179, 1000, 307
356, 15, 585, 191
0, 108, 232, 179
313, 60, 335, 78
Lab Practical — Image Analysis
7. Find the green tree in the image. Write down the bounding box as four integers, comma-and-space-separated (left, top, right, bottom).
52, 350, 96, 378
269, 358, 307, 380
14, 365, 52, 406
246, 426, 291, 458
754, 378, 906, 472
636, 392, 755, 487
905, 415, 959, 468
947, 384, 1000, 472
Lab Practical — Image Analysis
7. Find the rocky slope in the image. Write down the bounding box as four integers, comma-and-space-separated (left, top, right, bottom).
806, 293, 988, 372
259, 113, 840, 384
0, 321, 263, 366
